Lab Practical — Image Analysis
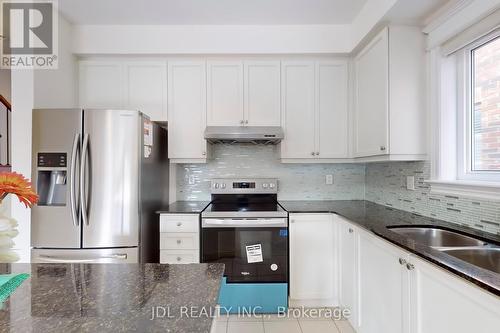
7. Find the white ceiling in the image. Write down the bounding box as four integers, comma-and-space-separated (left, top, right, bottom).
58, 0, 368, 25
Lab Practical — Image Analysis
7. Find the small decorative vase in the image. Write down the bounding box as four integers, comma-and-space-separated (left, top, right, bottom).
0, 200, 20, 263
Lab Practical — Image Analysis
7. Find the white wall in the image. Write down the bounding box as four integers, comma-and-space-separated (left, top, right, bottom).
0, 69, 11, 101
10, 14, 78, 262
73, 24, 352, 55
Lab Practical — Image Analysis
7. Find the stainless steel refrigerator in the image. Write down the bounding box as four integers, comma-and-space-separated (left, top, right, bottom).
31, 109, 169, 263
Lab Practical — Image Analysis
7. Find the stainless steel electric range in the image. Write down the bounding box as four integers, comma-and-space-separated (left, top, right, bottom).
201, 178, 288, 314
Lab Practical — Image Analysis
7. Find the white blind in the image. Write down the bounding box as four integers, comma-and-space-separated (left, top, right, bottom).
442, 9, 500, 56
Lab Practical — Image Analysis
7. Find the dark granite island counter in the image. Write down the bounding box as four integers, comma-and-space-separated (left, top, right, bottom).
0, 263, 224, 333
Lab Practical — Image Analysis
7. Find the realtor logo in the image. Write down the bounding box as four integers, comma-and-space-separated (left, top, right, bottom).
1, 0, 58, 69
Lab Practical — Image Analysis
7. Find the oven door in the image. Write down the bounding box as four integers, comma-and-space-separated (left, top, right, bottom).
201, 218, 288, 283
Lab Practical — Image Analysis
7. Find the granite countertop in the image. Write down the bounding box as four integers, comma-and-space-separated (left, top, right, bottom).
0, 263, 224, 333
156, 201, 210, 214
280, 200, 500, 296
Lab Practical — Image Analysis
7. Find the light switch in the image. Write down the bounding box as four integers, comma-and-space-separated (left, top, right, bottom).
326, 174, 333, 185
406, 176, 415, 190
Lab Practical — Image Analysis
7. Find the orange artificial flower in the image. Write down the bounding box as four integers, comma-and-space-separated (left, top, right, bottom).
0, 172, 39, 208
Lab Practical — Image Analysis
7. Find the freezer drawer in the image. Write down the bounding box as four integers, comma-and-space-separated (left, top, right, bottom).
31, 248, 139, 263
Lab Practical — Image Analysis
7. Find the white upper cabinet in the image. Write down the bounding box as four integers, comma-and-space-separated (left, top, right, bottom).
353, 29, 389, 157
167, 61, 207, 161
207, 61, 244, 126
353, 26, 426, 159
79, 60, 168, 122
281, 60, 349, 160
281, 61, 316, 159
316, 61, 349, 158
244, 61, 281, 126
125, 62, 167, 122
79, 61, 124, 109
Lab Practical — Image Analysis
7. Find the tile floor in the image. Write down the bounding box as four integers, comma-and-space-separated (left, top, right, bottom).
212, 310, 356, 333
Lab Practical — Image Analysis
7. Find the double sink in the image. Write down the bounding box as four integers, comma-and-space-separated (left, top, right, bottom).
388, 226, 500, 274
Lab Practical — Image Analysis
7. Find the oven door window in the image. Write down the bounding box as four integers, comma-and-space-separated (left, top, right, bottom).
202, 227, 288, 283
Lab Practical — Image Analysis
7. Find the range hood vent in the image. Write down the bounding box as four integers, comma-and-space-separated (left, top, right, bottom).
204, 126, 284, 145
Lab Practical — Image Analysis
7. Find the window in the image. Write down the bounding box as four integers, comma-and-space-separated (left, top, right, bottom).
471, 37, 500, 172
457, 32, 500, 182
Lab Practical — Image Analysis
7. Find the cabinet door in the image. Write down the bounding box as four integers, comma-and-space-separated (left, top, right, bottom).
167, 61, 207, 160
280, 62, 315, 159
316, 61, 349, 158
244, 61, 281, 126
289, 214, 336, 304
207, 61, 244, 126
410, 255, 500, 333
357, 229, 409, 333
125, 62, 167, 121
338, 218, 358, 328
79, 61, 123, 108
354, 28, 389, 157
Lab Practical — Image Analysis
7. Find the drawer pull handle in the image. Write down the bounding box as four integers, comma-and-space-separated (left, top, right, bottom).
177, 257, 182, 262
176, 239, 182, 244
176, 222, 182, 227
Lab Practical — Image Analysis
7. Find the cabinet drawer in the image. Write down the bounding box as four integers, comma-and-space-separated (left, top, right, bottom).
160, 214, 199, 233
160, 250, 199, 264
160, 233, 199, 250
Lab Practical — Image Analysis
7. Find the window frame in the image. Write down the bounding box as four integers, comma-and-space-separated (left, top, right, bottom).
457, 30, 500, 182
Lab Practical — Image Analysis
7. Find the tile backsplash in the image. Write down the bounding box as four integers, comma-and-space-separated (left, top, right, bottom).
176, 144, 365, 201
176, 146, 500, 235
365, 161, 500, 234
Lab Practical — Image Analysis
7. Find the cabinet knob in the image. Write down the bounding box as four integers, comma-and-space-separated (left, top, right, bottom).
316, 152, 320, 156
240, 120, 244, 125
202, 151, 206, 156
406, 263, 415, 270
176, 257, 182, 262
380, 146, 386, 151
399, 258, 407, 265
245, 120, 248, 124
176, 239, 182, 244
311, 152, 315, 156
348, 228, 353, 233
176, 222, 182, 227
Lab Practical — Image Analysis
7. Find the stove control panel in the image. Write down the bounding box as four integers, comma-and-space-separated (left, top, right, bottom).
210, 178, 278, 194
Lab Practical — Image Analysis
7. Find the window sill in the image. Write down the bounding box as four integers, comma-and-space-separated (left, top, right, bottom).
425, 179, 500, 202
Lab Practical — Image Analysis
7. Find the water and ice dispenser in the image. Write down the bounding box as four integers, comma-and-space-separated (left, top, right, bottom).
36, 153, 67, 206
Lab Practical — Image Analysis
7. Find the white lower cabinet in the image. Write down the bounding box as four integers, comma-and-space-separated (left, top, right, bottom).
357, 228, 410, 333
159, 214, 200, 264
409, 255, 500, 333
338, 216, 358, 328
336, 217, 500, 333
289, 214, 338, 307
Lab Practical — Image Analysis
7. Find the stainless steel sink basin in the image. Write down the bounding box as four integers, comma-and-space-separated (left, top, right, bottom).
440, 247, 500, 274
388, 227, 488, 248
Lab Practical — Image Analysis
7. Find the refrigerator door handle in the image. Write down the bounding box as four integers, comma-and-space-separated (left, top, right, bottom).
80, 133, 90, 226
37, 254, 128, 263
69, 133, 80, 227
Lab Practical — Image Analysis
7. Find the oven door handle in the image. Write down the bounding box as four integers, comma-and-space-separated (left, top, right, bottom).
202, 218, 288, 228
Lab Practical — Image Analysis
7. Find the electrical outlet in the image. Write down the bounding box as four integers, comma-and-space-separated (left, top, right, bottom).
406, 176, 415, 191
326, 174, 333, 185
188, 175, 195, 185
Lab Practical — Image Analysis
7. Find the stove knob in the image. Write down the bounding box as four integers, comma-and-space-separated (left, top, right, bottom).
269, 183, 276, 189
221, 183, 226, 189
214, 183, 219, 189
262, 183, 268, 189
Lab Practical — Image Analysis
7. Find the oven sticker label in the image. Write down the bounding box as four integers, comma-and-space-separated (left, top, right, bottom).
246, 244, 263, 263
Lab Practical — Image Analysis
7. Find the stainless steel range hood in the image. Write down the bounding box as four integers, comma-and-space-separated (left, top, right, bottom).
204, 126, 284, 144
